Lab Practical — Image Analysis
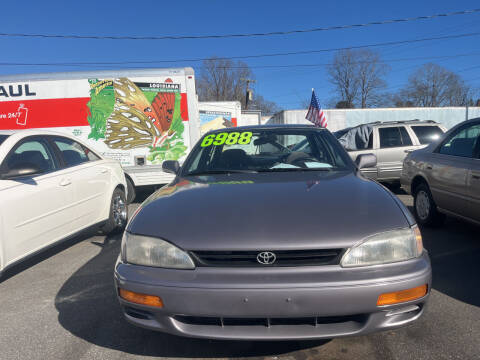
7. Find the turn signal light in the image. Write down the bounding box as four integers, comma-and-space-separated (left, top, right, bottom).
377, 284, 428, 306
414, 226, 423, 255
119, 288, 164, 308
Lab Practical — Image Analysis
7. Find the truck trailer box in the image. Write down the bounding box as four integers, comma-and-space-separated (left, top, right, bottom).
0, 68, 200, 201
198, 101, 241, 134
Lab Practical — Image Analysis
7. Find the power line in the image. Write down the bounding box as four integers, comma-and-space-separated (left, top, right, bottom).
380, 15, 480, 58
0, 9, 479, 41
261, 20, 480, 81
206, 53, 480, 69
269, 59, 480, 101
1, 32, 480, 68
457, 64, 480, 73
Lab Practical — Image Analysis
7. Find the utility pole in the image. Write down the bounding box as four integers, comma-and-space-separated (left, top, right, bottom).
241, 78, 256, 109
464, 93, 469, 121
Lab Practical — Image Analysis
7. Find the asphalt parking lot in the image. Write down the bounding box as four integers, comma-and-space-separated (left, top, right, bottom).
0, 188, 479, 360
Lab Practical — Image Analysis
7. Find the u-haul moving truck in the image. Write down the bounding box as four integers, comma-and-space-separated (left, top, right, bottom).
0, 68, 200, 202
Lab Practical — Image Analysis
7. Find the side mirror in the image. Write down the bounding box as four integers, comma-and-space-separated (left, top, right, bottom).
162, 160, 180, 175
0, 164, 41, 180
355, 153, 377, 169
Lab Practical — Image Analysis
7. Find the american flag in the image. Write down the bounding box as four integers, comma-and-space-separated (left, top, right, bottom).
306, 89, 327, 128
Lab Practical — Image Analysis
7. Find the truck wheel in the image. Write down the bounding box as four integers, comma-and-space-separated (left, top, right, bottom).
102, 188, 128, 235
413, 183, 445, 226
126, 177, 136, 204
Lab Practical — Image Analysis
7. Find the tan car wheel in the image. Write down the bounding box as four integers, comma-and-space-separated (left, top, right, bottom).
413, 183, 445, 226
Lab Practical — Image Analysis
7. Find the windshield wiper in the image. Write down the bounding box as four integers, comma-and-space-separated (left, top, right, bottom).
258, 167, 333, 172
185, 169, 258, 176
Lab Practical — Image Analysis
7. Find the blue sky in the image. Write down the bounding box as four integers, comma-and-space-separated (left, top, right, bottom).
1, 0, 479, 109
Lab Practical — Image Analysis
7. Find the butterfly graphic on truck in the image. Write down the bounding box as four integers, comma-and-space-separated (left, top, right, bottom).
105, 78, 170, 149
86, 78, 188, 164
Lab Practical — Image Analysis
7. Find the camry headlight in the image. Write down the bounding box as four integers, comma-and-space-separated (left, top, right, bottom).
122, 232, 195, 269
341, 226, 423, 268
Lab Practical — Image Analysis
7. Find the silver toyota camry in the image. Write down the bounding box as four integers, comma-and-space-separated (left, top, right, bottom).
114, 125, 431, 340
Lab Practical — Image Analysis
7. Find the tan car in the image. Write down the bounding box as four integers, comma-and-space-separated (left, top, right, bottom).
401, 118, 480, 226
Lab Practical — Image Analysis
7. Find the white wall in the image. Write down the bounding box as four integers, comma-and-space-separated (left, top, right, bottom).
267, 107, 480, 131
239, 112, 261, 126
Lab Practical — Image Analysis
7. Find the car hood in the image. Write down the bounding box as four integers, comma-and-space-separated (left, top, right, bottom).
128, 171, 411, 251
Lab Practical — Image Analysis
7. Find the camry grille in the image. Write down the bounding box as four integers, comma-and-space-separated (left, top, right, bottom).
173, 314, 366, 328
190, 249, 344, 267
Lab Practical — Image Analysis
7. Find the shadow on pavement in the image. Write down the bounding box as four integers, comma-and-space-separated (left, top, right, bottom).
0, 228, 97, 284
387, 185, 479, 307
132, 186, 157, 204
54, 232, 328, 358
381, 182, 406, 195
413, 213, 480, 308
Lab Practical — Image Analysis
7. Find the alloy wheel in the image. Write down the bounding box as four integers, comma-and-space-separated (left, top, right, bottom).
416, 190, 431, 221
113, 195, 127, 227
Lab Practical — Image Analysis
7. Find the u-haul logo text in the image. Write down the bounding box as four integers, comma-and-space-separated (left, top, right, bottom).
0, 84, 36, 98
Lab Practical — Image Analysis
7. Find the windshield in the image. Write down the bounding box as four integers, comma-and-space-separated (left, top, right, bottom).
0, 135, 9, 146
182, 128, 352, 176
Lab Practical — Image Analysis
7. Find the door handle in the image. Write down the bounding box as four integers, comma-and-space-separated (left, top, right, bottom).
472, 174, 480, 180
100, 168, 108, 174
404, 149, 414, 153
59, 178, 71, 186
426, 165, 433, 170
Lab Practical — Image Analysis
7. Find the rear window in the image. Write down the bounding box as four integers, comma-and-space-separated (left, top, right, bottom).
53, 137, 100, 167
411, 126, 444, 144
379, 127, 412, 148
0, 135, 9, 146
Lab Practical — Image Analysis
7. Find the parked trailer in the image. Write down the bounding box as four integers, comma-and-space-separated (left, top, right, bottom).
198, 101, 242, 134
0, 68, 200, 202
240, 110, 262, 126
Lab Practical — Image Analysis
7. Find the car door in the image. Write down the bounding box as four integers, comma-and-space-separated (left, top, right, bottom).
427, 123, 480, 219
376, 126, 417, 180
0, 136, 75, 268
466, 130, 480, 222
50, 136, 110, 230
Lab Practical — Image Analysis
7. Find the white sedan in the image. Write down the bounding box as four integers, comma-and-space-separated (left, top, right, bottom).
0, 130, 128, 274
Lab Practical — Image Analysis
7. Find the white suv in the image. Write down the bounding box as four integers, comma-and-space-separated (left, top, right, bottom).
335, 120, 446, 183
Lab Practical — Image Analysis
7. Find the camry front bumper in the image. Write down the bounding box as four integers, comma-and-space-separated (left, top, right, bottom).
114, 252, 431, 340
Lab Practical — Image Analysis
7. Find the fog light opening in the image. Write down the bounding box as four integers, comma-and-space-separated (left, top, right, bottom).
377, 284, 428, 306
124, 306, 154, 320
119, 288, 164, 308
385, 304, 421, 317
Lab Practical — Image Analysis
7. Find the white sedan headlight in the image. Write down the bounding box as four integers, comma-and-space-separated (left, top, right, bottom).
122, 232, 195, 269
341, 226, 423, 268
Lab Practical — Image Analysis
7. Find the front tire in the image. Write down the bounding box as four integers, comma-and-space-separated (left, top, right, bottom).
102, 188, 128, 235
126, 177, 136, 204
413, 183, 445, 226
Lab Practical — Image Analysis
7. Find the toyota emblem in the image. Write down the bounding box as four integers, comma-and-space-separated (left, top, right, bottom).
257, 251, 276, 265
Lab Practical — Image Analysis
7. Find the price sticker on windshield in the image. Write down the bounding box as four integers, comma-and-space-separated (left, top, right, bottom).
200, 131, 253, 147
